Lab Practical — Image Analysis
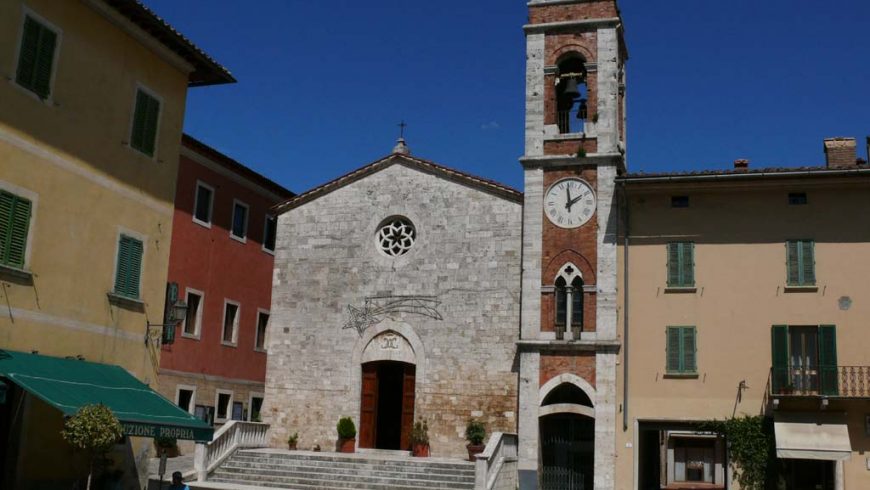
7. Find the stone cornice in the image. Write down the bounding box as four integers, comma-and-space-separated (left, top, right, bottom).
517, 339, 621, 353
520, 153, 624, 169
524, 18, 621, 34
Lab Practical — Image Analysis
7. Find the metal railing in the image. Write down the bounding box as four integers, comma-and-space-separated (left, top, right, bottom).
557, 110, 587, 135
770, 366, 870, 397
194, 420, 270, 481
474, 432, 518, 490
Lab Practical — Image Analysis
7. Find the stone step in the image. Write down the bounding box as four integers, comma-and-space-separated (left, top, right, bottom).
210, 473, 473, 490
233, 450, 473, 470
216, 464, 473, 485
219, 461, 474, 481
225, 455, 475, 477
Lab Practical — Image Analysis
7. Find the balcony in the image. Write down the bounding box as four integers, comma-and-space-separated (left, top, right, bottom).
770, 366, 870, 398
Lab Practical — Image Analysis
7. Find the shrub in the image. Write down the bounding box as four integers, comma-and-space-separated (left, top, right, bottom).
287, 432, 298, 444
337, 417, 356, 439
61, 404, 124, 490
410, 419, 429, 446
465, 419, 486, 445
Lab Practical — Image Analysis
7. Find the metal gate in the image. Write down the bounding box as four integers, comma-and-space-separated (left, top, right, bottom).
541, 434, 586, 490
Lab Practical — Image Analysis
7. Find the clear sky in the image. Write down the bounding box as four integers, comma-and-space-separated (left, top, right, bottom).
145, 0, 870, 193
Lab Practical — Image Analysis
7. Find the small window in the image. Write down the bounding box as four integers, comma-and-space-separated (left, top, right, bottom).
788, 192, 808, 205
194, 405, 214, 426
249, 396, 264, 422
231, 201, 248, 240
673, 437, 718, 483
667, 242, 695, 288
786, 240, 815, 286
231, 401, 244, 421
193, 183, 213, 226
0, 190, 33, 269
222, 301, 239, 345
570, 277, 583, 326
176, 388, 194, 413
183, 290, 202, 337
215, 392, 232, 422
255, 311, 269, 351
555, 276, 567, 326
16, 15, 58, 99
263, 215, 277, 252
130, 88, 161, 157
671, 196, 689, 208
666, 326, 697, 374
114, 235, 143, 299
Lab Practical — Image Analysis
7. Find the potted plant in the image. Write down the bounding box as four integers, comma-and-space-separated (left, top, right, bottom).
287, 432, 298, 450
336, 416, 356, 453
410, 419, 430, 457
154, 436, 179, 458
465, 418, 486, 461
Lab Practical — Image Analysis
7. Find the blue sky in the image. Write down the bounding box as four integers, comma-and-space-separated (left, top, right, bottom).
146, 0, 870, 193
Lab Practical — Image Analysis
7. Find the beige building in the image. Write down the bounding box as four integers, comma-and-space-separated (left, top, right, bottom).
0, 0, 232, 487
615, 138, 870, 490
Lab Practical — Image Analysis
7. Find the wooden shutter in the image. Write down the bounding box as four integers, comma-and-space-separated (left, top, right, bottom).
666, 327, 682, 373
15, 18, 40, 92
681, 242, 695, 287
0, 192, 32, 268
786, 241, 800, 285
359, 364, 378, 449
32, 25, 56, 99
771, 325, 789, 393
667, 243, 680, 287
400, 367, 416, 450
141, 95, 160, 156
682, 327, 697, 373
127, 238, 142, 298
114, 236, 142, 298
131, 91, 149, 153
114, 237, 131, 295
818, 325, 838, 396
801, 241, 815, 285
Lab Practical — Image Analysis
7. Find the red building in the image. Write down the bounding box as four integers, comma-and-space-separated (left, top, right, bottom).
157, 134, 293, 428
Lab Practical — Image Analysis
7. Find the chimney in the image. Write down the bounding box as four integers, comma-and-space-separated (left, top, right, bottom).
823, 137, 857, 167
733, 159, 749, 169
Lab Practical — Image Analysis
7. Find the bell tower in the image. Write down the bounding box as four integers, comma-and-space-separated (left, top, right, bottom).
517, 1, 627, 489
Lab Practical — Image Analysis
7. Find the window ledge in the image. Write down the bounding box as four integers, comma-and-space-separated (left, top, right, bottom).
192, 217, 212, 229
180, 333, 201, 341
0, 263, 33, 281
663, 373, 699, 379
107, 292, 145, 311
784, 285, 818, 293
543, 132, 592, 142
261, 246, 275, 256
229, 234, 247, 244
254, 348, 267, 354
221, 341, 238, 348
665, 287, 697, 294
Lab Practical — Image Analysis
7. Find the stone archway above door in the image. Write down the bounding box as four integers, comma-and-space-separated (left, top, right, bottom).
361, 331, 416, 365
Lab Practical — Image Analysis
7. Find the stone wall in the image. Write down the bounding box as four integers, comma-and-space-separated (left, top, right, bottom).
265, 162, 522, 458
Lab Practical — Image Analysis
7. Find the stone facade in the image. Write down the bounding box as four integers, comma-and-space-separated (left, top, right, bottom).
265, 160, 523, 458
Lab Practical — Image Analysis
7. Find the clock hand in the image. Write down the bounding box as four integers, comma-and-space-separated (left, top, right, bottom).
565, 187, 573, 210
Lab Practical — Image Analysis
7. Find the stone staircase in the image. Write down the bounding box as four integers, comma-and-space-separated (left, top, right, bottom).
206, 449, 476, 490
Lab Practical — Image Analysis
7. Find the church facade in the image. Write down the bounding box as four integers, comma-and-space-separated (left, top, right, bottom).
264, 1, 626, 488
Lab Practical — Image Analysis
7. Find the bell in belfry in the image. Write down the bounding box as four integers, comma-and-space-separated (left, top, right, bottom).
577, 98, 588, 120
561, 77, 580, 99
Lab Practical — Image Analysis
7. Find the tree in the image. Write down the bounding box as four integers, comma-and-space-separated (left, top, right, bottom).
61, 404, 123, 490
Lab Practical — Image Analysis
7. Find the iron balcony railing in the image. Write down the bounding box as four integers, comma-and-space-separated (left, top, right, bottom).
770, 366, 870, 398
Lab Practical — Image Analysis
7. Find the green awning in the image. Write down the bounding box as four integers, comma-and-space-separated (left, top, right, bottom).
0, 350, 213, 442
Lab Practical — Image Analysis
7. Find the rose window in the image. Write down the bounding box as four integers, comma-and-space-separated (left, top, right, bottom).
376, 217, 416, 257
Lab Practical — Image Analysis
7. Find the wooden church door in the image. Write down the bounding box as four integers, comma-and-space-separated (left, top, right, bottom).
400, 367, 416, 450
359, 363, 378, 448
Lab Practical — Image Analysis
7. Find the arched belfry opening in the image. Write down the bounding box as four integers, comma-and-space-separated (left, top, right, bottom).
539, 380, 595, 490
359, 331, 416, 451
554, 263, 585, 340
555, 56, 588, 135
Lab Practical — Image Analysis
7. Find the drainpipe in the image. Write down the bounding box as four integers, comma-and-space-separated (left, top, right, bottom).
621, 182, 630, 431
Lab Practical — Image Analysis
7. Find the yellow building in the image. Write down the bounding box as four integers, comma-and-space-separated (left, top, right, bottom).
0, 0, 233, 487
616, 139, 870, 489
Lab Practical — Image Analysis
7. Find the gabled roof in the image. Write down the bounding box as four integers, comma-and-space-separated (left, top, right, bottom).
99, 0, 235, 86
273, 153, 523, 215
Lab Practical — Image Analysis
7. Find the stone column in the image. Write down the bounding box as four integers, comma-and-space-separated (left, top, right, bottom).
518, 350, 541, 490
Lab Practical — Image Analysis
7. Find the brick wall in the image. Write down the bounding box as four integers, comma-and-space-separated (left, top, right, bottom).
529, 1, 619, 25
540, 351, 597, 387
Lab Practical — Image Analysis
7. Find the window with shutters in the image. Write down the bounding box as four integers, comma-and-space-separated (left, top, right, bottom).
667, 242, 695, 288
129, 87, 161, 157
771, 325, 838, 396
666, 326, 697, 375
193, 182, 214, 227
255, 310, 269, 352
182, 289, 203, 338
263, 215, 277, 252
113, 234, 144, 299
786, 240, 815, 286
15, 13, 59, 100
0, 190, 33, 269
222, 300, 240, 346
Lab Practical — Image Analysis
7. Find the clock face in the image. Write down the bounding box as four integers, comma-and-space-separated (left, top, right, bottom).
544, 178, 596, 229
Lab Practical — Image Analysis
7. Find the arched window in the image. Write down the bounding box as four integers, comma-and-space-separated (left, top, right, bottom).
554, 263, 584, 339
555, 56, 588, 134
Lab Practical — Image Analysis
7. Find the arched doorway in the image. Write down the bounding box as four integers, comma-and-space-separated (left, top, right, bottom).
539, 383, 595, 490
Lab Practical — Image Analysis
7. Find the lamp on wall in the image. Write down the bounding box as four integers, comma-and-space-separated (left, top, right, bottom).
145, 283, 188, 346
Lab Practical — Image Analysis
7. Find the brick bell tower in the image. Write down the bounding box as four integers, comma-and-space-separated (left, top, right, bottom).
517, 1, 627, 489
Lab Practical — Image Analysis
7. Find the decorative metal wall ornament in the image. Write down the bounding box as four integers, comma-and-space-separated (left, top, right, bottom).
343, 295, 442, 336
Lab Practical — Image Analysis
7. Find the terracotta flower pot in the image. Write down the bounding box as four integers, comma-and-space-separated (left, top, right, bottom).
466, 443, 485, 461
288, 441, 297, 451
412, 443, 430, 457
339, 437, 356, 453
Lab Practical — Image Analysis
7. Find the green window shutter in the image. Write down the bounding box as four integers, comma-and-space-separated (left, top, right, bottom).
15, 17, 56, 99
131, 90, 159, 156
127, 238, 143, 299
818, 325, 838, 396
667, 243, 680, 287
0, 192, 32, 268
666, 327, 682, 373
786, 241, 800, 285
682, 327, 697, 373
801, 241, 815, 285
771, 325, 789, 392
681, 242, 695, 287
114, 236, 143, 298
114, 237, 130, 295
